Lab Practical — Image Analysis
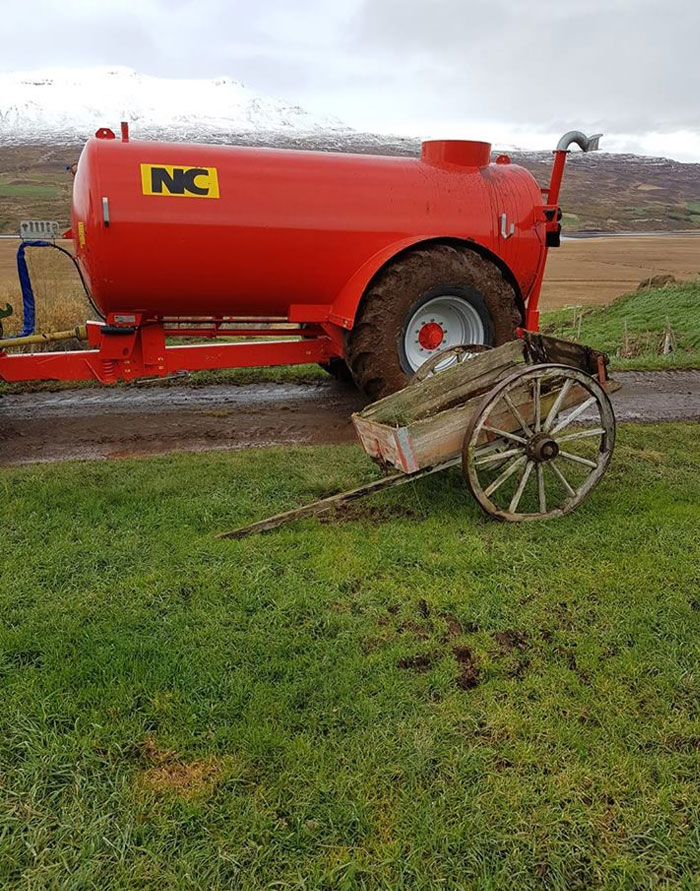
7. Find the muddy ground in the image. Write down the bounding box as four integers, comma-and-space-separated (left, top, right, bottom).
1, 372, 698, 466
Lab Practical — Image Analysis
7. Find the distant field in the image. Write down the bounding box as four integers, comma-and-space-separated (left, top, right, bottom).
0, 236, 697, 335
541, 235, 700, 308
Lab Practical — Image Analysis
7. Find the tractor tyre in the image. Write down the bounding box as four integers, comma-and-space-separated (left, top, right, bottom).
345, 245, 521, 399
319, 358, 354, 384
299, 324, 353, 384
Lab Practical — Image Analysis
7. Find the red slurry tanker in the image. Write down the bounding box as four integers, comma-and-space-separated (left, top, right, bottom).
0, 126, 600, 396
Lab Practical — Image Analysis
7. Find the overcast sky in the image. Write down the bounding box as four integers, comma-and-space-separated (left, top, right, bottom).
2, 0, 700, 160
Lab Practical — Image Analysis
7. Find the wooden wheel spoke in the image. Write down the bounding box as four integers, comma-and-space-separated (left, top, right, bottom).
551, 395, 598, 434
536, 463, 547, 514
547, 460, 576, 497
474, 446, 523, 467
503, 393, 533, 436
508, 460, 534, 514
473, 437, 509, 457
482, 425, 528, 444
533, 377, 542, 433
543, 378, 573, 432
558, 449, 598, 469
556, 427, 606, 444
483, 454, 528, 498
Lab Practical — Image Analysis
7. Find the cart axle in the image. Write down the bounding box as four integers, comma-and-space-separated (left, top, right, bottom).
527, 433, 560, 463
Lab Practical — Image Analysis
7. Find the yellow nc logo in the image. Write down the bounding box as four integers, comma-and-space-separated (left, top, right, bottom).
140, 164, 220, 198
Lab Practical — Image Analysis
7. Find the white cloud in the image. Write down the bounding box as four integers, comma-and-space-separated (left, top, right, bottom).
0, 0, 698, 161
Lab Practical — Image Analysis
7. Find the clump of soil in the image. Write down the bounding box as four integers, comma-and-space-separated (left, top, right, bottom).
453, 646, 480, 690
392, 605, 484, 682
398, 653, 436, 672
637, 273, 676, 291
493, 630, 530, 652
493, 629, 531, 679
440, 612, 463, 640
397, 620, 431, 640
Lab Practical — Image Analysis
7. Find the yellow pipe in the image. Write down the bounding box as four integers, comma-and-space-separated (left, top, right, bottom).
0, 325, 87, 350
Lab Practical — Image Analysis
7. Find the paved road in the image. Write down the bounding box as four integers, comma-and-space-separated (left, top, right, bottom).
1, 370, 698, 465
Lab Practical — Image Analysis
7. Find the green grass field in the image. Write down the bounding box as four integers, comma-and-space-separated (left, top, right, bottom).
2, 423, 700, 888
0, 184, 60, 199
541, 281, 700, 370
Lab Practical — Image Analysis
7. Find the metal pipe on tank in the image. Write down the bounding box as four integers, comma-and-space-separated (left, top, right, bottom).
555, 131, 602, 153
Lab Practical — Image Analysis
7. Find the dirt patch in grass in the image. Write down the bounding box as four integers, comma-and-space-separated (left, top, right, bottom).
140, 758, 222, 796
452, 646, 480, 690
493, 630, 530, 652
397, 653, 436, 672
136, 737, 223, 797
397, 620, 432, 639
389, 606, 479, 671
440, 612, 463, 640
493, 630, 532, 679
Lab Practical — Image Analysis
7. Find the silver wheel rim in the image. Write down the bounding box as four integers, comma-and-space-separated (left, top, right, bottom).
410, 343, 493, 384
403, 295, 486, 373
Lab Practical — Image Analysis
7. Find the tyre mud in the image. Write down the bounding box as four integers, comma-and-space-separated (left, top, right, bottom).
345, 245, 520, 398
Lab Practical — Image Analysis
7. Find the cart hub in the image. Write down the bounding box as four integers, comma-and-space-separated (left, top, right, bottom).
417, 322, 445, 351
527, 433, 560, 463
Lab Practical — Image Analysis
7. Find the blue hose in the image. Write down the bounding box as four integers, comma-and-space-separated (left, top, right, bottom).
15, 240, 54, 337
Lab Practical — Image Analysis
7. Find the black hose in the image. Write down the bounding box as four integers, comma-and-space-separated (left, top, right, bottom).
42, 241, 105, 321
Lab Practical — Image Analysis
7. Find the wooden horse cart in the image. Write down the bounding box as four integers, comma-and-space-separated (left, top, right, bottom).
220, 333, 617, 539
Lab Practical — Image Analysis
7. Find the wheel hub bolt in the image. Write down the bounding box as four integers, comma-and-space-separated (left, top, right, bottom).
418, 322, 445, 351
527, 433, 560, 463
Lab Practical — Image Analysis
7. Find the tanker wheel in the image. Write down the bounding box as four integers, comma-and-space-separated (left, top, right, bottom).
319, 357, 354, 384
345, 245, 520, 398
298, 324, 353, 384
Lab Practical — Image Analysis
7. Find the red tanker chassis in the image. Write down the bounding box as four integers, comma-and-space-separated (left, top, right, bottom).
0, 127, 601, 395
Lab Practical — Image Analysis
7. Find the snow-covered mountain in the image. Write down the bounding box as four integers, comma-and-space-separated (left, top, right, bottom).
0, 66, 350, 144
1, 66, 698, 235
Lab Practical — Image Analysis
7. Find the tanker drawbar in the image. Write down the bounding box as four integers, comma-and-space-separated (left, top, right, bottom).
0, 124, 601, 392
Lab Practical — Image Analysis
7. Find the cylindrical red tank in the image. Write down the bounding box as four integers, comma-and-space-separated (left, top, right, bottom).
71, 133, 546, 322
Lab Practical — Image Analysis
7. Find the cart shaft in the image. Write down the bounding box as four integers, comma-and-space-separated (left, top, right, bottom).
218, 459, 460, 540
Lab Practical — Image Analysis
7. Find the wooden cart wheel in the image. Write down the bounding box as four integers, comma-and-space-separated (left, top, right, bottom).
411, 343, 493, 384
462, 363, 615, 522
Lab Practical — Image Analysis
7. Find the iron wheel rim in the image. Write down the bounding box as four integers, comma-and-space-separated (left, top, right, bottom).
462, 363, 616, 522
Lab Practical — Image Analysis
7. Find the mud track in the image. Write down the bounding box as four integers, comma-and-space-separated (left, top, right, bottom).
0, 371, 699, 466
